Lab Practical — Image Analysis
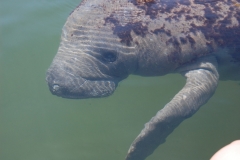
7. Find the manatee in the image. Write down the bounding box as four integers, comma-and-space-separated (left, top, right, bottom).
46, 0, 240, 159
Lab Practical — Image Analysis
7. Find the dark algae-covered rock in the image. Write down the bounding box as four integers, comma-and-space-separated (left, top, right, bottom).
46, 0, 240, 159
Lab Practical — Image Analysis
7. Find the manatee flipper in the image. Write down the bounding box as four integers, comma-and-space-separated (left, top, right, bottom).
125, 56, 219, 160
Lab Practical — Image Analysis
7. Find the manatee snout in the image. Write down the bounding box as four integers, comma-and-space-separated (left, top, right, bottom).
46, 69, 83, 99
46, 64, 119, 99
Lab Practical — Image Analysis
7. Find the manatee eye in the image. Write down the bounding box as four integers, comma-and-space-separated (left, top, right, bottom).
101, 51, 117, 63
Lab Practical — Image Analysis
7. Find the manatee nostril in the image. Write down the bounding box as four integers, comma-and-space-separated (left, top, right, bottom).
52, 84, 60, 92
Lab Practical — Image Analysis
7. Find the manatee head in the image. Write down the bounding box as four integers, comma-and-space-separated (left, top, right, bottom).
46, 0, 173, 99
46, 0, 143, 99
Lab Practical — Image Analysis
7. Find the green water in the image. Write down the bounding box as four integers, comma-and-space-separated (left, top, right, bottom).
1, 0, 240, 160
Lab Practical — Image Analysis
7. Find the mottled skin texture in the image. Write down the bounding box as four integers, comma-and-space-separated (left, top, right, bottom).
46, 0, 240, 159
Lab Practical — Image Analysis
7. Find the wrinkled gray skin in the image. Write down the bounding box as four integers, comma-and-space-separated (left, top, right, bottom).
46, 0, 240, 159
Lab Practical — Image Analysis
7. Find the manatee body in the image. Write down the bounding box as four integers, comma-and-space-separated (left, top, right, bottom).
46, 0, 240, 159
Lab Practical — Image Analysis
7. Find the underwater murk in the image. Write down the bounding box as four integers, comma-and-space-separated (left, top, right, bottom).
1, 0, 240, 160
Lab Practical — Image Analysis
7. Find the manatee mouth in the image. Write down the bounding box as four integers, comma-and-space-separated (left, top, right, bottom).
46, 72, 118, 99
